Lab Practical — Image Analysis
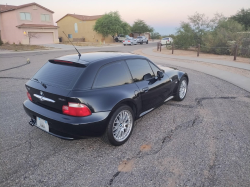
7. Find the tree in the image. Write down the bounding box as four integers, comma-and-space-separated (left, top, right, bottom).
131, 20, 153, 35
187, 12, 211, 45
231, 8, 250, 31
93, 11, 130, 42
26, 32, 38, 45
174, 22, 195, 49
150, 32, 161, 39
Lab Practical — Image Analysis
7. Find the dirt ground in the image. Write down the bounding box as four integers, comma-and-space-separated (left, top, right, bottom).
153, 47, 250, 64
0, 44, 52, 51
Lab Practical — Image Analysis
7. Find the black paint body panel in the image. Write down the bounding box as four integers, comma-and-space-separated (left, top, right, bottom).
23, 53, 188, 139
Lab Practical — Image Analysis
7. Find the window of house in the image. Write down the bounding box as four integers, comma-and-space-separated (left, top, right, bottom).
20, 12, 31, 20
41, 14, 50, 21
93, 61, 133, 89
74, 23, 78, 33
68, 34, 72, 38
126, 59, 154, 82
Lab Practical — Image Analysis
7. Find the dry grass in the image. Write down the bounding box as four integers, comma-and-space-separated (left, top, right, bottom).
0, 43, 53, 51
61, 41, 119, 47
154, 47, 250, 64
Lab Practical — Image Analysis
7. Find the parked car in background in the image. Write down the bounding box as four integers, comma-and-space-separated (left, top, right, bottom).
136, 36, 148, 44
114, 34, 129, 42
123, 37, 137, 46
23, 52, 188, 146
161, 37, 173, 45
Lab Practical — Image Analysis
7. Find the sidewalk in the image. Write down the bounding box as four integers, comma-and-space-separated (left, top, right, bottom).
142, 47, 250, 71
140, 47, 250, 92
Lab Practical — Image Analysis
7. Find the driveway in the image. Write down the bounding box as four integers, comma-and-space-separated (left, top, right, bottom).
0, 45, 250, 186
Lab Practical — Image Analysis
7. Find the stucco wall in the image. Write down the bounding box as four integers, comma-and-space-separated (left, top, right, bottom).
0, 4, 58, 44
57, 16, 114, 43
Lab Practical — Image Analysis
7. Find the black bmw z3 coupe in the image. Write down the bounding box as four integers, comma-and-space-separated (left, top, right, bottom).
23, 52, 188, 146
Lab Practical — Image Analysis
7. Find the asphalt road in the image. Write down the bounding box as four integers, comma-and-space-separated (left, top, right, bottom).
0, 43, 250, 187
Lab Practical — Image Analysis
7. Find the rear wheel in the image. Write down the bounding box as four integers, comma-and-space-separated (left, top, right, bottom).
174, 77, 188, 101
101, 105, 134, 146
124, 44, 126, 46
146, 40, 148, 44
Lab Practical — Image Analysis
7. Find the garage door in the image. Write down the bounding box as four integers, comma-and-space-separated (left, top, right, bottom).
30, 32, 54, 45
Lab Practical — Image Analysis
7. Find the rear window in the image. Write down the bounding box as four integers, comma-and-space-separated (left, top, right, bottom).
32, 62, 84, 89
137, 36, 142, 38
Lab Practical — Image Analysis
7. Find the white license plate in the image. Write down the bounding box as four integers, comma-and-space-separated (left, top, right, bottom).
36, 117, 49, 132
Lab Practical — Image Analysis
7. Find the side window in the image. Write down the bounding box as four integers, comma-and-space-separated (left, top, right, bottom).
149, 61, 161, 76
93, 61, 133, 89
126, 59, 154, 82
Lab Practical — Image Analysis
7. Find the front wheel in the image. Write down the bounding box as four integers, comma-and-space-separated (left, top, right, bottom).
174, 77, 188, 101
101, 105, 134, 146
146, 40, 148, 44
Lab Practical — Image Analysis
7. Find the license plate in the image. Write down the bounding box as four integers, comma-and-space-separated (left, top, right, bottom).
36, 117, 49, 132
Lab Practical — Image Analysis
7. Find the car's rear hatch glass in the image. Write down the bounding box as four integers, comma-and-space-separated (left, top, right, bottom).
27, 62, 85, 113
32, 62, 85, 90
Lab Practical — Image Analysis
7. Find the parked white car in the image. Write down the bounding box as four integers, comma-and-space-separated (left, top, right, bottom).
161, 37, 173, 45
123, 37, 137, 46
136, 36, 148, 44
114, 34, 129, 42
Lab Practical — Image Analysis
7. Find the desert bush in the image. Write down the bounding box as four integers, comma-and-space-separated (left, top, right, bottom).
202, 19, 244, 55
0, 37, 3, 46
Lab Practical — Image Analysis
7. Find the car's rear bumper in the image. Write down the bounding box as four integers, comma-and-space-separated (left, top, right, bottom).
23, 100, 110, 139
123, 41, 132, 44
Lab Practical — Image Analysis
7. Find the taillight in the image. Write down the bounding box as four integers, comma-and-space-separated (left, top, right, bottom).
62, 103, 91, 117
128, 40, 130, 42
123, 40, 125, 42
27, 92, 32, 101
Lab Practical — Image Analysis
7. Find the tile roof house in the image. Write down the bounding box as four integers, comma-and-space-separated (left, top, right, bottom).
56, 14, 114, 43
0, 3, 59, 44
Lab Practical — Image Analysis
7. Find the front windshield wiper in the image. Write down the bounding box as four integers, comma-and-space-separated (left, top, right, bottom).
33, 78, 47, 89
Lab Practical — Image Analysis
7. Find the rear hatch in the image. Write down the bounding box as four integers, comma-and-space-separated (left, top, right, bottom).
26, 60, 86, 113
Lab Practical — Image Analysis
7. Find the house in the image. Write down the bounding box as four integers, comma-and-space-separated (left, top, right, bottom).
56, 14, 113, 43
0, 3, 59, 44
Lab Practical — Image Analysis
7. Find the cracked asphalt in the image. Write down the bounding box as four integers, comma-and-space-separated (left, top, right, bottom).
1, 44, 250, 187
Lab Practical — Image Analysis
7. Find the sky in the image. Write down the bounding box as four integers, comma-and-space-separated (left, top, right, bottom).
4, 0, 250, 35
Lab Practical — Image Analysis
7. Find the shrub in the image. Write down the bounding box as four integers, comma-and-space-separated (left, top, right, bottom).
0, 37, 3, 45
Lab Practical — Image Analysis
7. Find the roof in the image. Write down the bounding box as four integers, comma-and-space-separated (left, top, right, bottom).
56, 14, 103, 23
16, 24, 58, 29
0, 3, 54, 13
52, 52, 138, 65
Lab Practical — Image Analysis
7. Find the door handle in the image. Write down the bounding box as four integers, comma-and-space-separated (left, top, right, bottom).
142, 87, 149, 92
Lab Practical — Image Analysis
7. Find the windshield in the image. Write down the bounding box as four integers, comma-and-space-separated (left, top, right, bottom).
137, 36, 142, 38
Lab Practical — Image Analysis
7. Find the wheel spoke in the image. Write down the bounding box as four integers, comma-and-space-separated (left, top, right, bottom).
112, 110, 133, 142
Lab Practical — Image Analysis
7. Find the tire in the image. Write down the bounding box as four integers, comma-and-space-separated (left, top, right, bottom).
115, 38, 118, 42
101, 105, 134, 146
174, 77, 188, 101
140, 41, 143, 45
124, 44, 126, 46
146, 40, 148, 44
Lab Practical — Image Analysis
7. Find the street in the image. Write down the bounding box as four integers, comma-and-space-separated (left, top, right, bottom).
1, 44, 250, 186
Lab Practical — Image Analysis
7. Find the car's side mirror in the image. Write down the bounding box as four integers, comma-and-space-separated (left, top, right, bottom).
143, 73, 153, 80
157, 71, 164, 79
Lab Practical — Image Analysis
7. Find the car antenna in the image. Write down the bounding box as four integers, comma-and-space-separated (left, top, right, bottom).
62, 31, 81, 59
